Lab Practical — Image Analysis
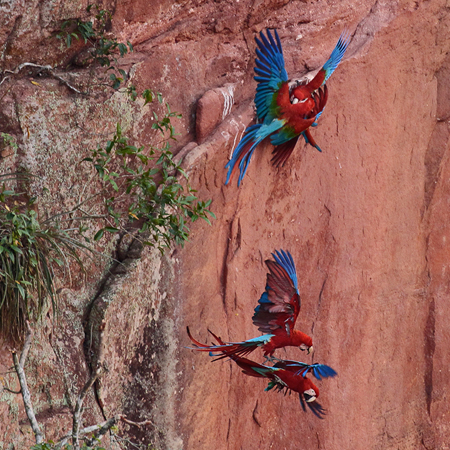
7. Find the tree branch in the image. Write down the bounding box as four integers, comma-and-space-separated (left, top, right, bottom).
72, 321, 106, 450
119, 415, 152, 428
19, 320, 33, 367
12, 321, 44, 444
3, 62, 85, 94
84, 416, 119, 447
57, 416, 117, 449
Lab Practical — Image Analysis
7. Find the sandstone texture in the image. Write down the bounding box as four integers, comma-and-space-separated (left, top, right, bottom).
1, 0, 450, 449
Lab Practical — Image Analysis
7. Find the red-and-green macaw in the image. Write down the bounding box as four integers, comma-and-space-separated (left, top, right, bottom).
230, 355, 337, 418
188, 328, 336, 417
187, 250, 312, 359
225, 29, 351, 186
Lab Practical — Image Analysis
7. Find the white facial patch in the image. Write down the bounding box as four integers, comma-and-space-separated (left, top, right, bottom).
304, 388, 317, 403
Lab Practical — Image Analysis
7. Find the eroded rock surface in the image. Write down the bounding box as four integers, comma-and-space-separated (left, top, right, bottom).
1, 0, 450, 449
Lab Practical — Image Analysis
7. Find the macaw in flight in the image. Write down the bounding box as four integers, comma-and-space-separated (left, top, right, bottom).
230, 354, 337, 418
187, 249, 312, 359
225, 28, 351, 186
188, 327, 337, 417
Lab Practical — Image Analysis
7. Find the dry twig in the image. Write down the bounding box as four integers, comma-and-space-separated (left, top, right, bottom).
3, 62, 84, 94
12, 321, 44, 444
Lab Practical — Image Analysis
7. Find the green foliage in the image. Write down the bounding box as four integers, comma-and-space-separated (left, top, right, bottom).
56, 5, 133, 89
1, 133, 18, 151
31, 440, 105, 450
84, 90, 215, 252
0, 176, 88, 343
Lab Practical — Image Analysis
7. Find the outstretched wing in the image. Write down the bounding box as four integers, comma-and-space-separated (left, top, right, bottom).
252, 249, 301, 336
322, 29, 352, 82
186, 327, 274, 360
254, 29, 289, 123
228, 354, 279, 378
307, 29, 352, 91
275, 360, 338, 380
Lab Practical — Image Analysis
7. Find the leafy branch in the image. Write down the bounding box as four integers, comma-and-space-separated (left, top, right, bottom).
56, 5, 133, 89
84, 89, 215, 252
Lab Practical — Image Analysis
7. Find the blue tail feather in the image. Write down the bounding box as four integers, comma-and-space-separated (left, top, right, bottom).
301, 131, 322, 152
226, 119, 285, 186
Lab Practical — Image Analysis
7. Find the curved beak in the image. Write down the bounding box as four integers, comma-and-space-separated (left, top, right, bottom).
307, 346, 313, 355
303, 388, 317, 403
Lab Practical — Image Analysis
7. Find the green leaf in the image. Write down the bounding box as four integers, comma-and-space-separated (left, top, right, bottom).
94, 229, 105, 241
142, 89, 154, 106
16, 283, 26, 299
104, 226, 119, 233
109, 179, 119, 191
118, 43, 127, 57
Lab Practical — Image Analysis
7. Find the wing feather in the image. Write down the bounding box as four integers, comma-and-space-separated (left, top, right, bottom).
276, 360, 338, 380
252, 250, 301, 335
254, 29, 289, 123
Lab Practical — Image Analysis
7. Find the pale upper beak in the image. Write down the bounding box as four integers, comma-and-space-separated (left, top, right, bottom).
304, 388, 317, 403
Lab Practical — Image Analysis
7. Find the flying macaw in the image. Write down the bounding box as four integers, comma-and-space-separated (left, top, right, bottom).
229, 354, 337, 418
188, 328, 337, 417
225, 28, 351, 186
187, 249, 312, 359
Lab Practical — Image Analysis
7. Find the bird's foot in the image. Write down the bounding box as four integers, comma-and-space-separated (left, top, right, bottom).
264, 355, 282, 364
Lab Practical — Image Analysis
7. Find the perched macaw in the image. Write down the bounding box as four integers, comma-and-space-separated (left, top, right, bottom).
187, 249, 312, 359
229, 354, 337, 418
225, 29, 351, 186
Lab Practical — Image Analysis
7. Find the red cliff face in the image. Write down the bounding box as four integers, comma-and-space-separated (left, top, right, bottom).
1, 0, 450, 449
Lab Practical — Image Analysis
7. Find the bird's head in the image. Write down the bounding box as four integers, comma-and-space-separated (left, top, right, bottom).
300, 343, 313, 355
290, 86, 311, 104
302, 377, 319, 403
303, 387, 318, 403
291, 330, 313, 354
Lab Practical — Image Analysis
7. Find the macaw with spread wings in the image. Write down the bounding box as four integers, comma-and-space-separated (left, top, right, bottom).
230, 355, 337, 418
188, 327, 337, 418
225, 29, 351, 186
187, 250, 312, 358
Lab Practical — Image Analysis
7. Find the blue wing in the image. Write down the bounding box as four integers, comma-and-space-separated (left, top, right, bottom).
254, 29, 288, 123
305, 29, 351, 128
322, 29, 351, 82
272, 249, 299, 292
281, 360, 337, 380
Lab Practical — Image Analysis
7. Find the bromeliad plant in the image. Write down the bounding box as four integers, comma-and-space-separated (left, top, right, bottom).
85, 90, 215, 252
0, 176, 86, 343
